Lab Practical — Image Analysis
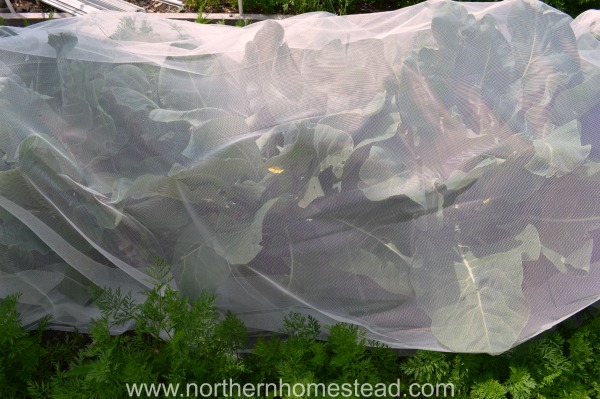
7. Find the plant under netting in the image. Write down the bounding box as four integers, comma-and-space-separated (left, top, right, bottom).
0, 0, 600, 353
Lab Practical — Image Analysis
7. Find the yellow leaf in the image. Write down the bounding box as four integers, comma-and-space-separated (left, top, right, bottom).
268, 166, 285, 174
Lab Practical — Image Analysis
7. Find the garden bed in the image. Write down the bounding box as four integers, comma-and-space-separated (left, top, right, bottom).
0, 0, 591, 26
0, 11, 287, 22
1, 0, 184, 13
0, 0, 383, 22
2, 0, 386, 13
2, 269, 600, 398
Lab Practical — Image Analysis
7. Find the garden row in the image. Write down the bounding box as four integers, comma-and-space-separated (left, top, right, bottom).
2, 259, 599, 399
0, 0, 596, 27
191, 0, 595, 18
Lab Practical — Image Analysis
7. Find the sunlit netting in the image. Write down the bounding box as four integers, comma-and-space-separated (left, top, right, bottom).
1, 0, 600, 353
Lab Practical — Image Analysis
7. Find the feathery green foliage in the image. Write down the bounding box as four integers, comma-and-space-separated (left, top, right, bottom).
1, 258, 600, 398
401, 309, 600, 398
0, 294, 41, 398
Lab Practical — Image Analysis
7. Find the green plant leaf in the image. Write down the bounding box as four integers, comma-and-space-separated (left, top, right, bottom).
353, 94, 401, 151
329, 248, 413, 296
171, 195, 278, 268
525, 120, 591, 178
550, 68, 600, 125
105, 87, 158, 113
104, 64, 150, 94
213, 197, 278, 265
358, 145, 432, 208
411, 224, 538, 353
0, 75, 55, 162
56, 264, 94, 304
313, 119, 353, 178
182, 115, 261, 163
507, 0, 580, 130
542, 240, 593, 273
113, 157, 264, 209
149, 107, 229, 127
158, 52, 246, 114
0, 269, 63, 305
178, 245, 232, 298
0, 208, 49, 254
298, 176, 325, 209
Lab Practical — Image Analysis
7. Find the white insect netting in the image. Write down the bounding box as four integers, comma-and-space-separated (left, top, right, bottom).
1, 0, 600, 353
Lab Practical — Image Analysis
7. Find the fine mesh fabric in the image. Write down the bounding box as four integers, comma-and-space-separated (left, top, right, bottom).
1, 0, 600, 353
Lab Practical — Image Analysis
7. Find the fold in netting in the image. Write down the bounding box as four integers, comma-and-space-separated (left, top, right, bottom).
1, 0, 600, 353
